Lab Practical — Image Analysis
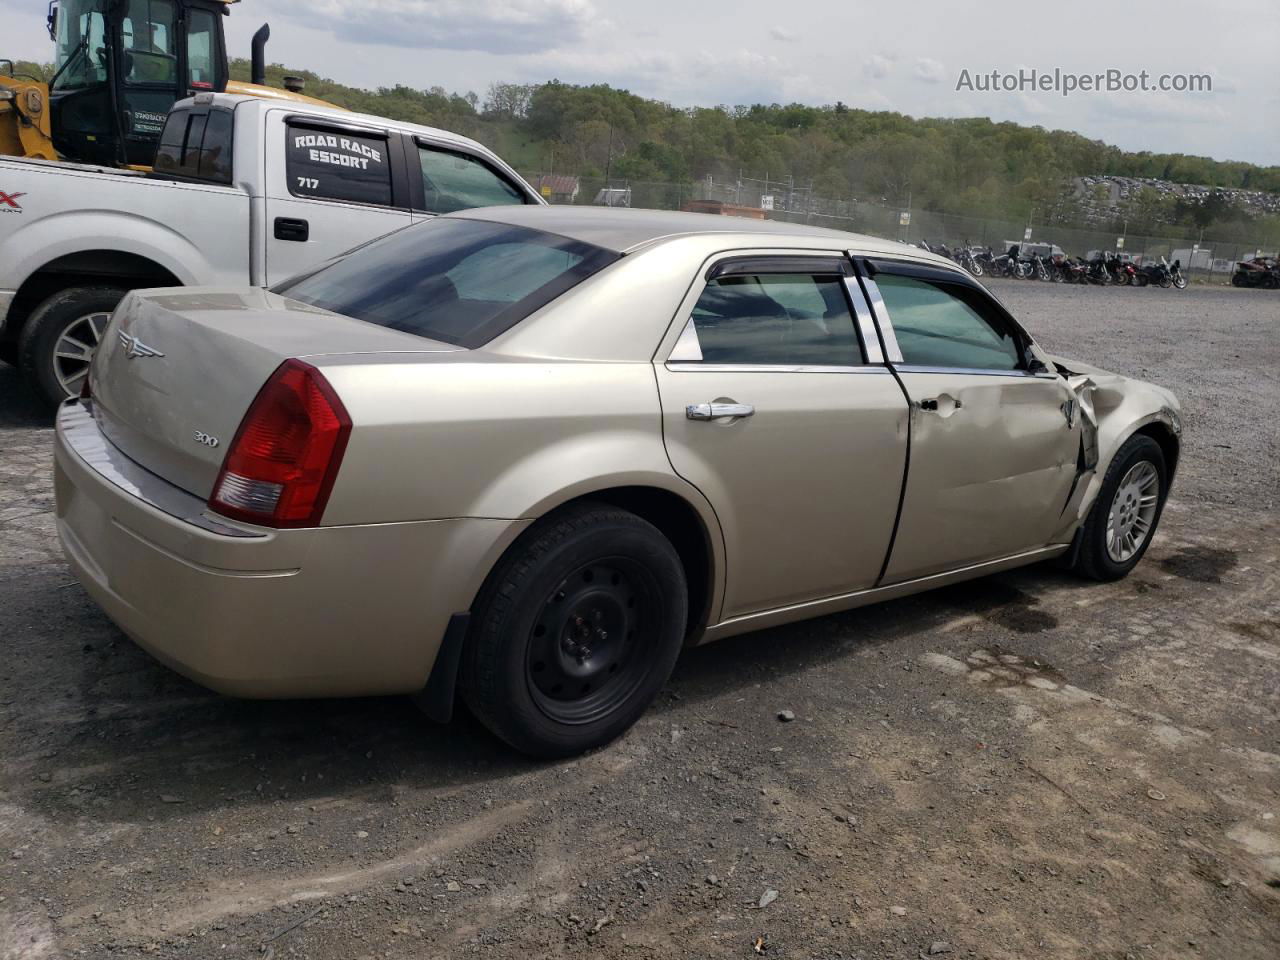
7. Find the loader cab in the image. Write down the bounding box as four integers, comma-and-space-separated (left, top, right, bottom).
48, 0, 228, 167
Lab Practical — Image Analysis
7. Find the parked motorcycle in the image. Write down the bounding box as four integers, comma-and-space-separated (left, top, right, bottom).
956, 246, 984, 277
1169, 259, 1187, 289
1086, 255, 1112, 285
1134, 257, 1174, 288
1230, 257, 1279, 289
1105, 254, 1132, 286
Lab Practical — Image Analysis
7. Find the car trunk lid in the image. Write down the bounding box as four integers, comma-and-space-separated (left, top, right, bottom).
91, 287, 460, 500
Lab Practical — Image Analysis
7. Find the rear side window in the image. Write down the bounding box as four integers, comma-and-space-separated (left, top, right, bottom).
875, 274, 1021, 370
688, 273, 862, 365
275, 218, 618, 348
286, 123, 392, 206
153, 106, 233, 183
417, 144, 527, 213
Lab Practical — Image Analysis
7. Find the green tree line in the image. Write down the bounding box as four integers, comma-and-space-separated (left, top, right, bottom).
14, 56, 1279, 238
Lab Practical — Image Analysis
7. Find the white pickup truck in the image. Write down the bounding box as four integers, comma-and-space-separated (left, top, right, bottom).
0, 93, 543, 401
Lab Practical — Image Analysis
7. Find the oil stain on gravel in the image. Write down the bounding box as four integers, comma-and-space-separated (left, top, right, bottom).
942, 580, 1058, 633
1159, 546, 1238, 583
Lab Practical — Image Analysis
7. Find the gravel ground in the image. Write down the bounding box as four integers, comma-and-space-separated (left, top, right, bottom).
1, 283, 1277, 960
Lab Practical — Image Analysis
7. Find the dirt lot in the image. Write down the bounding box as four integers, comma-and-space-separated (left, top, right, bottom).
1, 282, 1277, 960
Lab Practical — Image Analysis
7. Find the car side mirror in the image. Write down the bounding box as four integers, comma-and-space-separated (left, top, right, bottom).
1026, 357, 1049, 375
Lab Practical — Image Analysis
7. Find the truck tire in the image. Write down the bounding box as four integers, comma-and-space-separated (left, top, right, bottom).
19, 287, 126, 404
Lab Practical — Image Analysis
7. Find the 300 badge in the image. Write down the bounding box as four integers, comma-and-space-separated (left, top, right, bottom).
193, 431, 220, 448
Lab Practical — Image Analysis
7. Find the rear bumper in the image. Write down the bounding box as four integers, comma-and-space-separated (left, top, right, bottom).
54, 400, 525, 698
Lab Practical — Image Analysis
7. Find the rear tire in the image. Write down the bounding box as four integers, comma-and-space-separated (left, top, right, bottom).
18, 286, 126, 404
1074, 435, 1168, 582
460, 502, 688, 758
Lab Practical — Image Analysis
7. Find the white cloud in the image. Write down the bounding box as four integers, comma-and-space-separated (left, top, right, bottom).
270, 0, 598, 54
864, 54, 894, 80
769, 27, 799, 42
914, 57, 944, 84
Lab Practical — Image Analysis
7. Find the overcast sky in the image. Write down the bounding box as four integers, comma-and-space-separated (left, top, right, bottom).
6, 0, 1276, 166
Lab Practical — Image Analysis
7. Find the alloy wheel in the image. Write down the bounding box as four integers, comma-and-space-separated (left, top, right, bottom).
52, 312, 110, 397
1105, 460, 1160, 562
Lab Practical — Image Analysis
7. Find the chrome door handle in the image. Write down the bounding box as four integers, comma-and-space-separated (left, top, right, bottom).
917, 397, 962, 412
686, 402, 755, 421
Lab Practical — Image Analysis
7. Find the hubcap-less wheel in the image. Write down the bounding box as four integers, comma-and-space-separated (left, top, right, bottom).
1106, 460, 1160, 562
53, 312, 110, 396
526, 559, 654, 725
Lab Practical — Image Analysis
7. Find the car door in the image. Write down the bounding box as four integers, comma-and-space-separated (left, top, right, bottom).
857, 258, 1083, 583
654, 254, 909, 621
264, 113, 412, 285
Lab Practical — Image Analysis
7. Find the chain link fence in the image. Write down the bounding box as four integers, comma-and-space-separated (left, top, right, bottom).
523, 172, 1279, 284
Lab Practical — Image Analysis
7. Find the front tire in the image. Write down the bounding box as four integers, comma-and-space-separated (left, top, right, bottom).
1074, 434, 1168, 582
460, 503, 688, 758
18, 286, 125, 404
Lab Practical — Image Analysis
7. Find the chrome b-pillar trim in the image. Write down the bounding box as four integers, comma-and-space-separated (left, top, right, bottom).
841, 276, 885, 365
858, 277, 904, 364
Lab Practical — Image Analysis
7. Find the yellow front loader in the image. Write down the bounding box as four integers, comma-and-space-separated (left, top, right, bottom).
2, 0, 334, 168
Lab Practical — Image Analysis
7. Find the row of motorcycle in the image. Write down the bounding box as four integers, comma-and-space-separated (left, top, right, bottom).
921, 242, 1188, 289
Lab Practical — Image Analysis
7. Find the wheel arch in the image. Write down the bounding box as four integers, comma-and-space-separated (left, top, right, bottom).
418, 481, 724, 726
4, 250, 182, 345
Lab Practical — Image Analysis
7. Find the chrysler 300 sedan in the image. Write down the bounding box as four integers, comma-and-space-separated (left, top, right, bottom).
54, 207, 1182, 757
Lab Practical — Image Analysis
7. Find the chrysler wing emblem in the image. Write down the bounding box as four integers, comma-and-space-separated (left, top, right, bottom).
118, 330, 165, 359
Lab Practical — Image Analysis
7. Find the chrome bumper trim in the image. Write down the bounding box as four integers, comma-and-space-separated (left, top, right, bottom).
57, 400, 264, 539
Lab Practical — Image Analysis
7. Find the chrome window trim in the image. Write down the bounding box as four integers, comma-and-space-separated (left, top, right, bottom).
665, 252, 886, 370
892, 364, 1060, 379
858, 277, 904, 363
841, 276, 885, 364
665, 362, 891, 375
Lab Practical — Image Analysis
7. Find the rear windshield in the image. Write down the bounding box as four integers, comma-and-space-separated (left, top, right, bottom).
275, 218, 618, 348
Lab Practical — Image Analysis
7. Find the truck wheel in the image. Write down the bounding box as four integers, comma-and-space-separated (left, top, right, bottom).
460, 502, 688, 758
18, 287, 125, 404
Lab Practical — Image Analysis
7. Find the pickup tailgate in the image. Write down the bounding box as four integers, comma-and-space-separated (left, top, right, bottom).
91, 286, 460, 499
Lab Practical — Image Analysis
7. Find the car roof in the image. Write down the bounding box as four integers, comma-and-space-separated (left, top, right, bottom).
448, 205, 953, 262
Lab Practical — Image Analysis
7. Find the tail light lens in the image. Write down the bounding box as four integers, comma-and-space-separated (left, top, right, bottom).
209, 359, 352, 528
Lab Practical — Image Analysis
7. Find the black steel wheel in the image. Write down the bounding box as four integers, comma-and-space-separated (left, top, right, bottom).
525, 558, 658, 725
459, 502, 688, 758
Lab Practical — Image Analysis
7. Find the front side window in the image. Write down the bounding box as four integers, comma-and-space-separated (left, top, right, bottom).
52, 0, 107, 91
417, 145, 527, 213
285, 123, 393, 206
875, 274, 1022, 371
122, 0, 177, 85
275, 218, 618, 347
686, 272, 861, 366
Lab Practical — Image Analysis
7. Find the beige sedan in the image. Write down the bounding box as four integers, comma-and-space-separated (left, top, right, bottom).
54, 208, 1181, 756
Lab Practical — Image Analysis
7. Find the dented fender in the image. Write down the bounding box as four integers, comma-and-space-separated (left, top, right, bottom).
1047, 355, 1182, 531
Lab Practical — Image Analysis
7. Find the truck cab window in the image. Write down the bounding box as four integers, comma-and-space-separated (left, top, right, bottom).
286, 123, 394, 206
51, 3, 108, 91
417, 145, 526, 213
185, 9, 218, 90
122, 0, 177, 86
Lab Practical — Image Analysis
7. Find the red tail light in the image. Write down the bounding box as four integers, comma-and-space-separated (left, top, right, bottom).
209, 359, 352, 528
